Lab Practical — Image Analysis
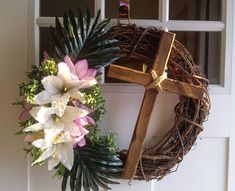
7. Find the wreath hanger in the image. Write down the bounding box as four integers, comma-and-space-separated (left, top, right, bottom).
107, 32, 205, 179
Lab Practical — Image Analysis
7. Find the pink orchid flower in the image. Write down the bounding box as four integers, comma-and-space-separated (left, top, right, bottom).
18, 102, 33, 121
72, 107, 96, 147
72, 100, 95, 113
73, 100, 96, 130
64, 56, 97, 85
74, 115, 96, 128
72, 126, 89, 147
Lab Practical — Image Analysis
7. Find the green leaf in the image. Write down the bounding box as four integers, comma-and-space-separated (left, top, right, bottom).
55, 17, 71, 54
91, 173, 111, 190
85, 7, 91, 34
75, 165, 82, 191
96, 174, 120, 185
85, 157, 123, 166
49, 8, 119, 69
70, 158, 79, 191
88, 9, 101, 38
90, 19, 111, 39
61, 169, 69, 191
14, 128, 24, 135
82, 165, 91, 191
78, 9, 85, 43
87, 172, 99, 191
67, 10, 79, 50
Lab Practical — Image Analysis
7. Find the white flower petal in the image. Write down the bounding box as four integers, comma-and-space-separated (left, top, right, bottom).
32, 139, 46, 149
51, 92, 70, 117
62, 106, 89, 123
56, 143, 74, 170
63, 122, 80, 135
30, 106, 54, 123
23, 123, 44, 132
64, 79, 81, 89
56, 131, 71, 143
58, 63, 73, 82
48, 158, 60, 171
77, 79, 97, 89
34, 90, 52, 105
42, 76, 64, 95
32, 146, 53, 165
44, 128, 63, 143
44, 119, 64, 131
68, 88, 84, 102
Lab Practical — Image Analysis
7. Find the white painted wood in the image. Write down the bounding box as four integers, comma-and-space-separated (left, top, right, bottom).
28, 164, 62, 191
220, 0, 234, 95
100, 93, 230, 146
160, 0, 169, 23
153, 138, 228, 191
227, 0, 235, 190
106, 180, 151, 191
37, 17, 225, 32
201, 95, 230, 137
0, 0, 28, 190
27, 0, 39, 67
167, 20, 225, 31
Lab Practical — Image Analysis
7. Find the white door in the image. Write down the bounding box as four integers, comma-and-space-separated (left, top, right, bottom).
1, 0, 235, 191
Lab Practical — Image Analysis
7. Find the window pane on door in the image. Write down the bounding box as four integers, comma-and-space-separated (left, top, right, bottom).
39, 28, 51, 62
172, 31, 221, 84
105, 31, 221, 84
40, 0, 95, 17
40, 28, 221, 84
105, 0, 159, 19
169, 0, 222, 20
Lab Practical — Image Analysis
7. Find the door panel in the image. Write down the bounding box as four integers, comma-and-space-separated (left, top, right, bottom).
154, 138, 228, 191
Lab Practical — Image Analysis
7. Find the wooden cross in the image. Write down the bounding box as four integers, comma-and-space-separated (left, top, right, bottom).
107, 32, 205, 180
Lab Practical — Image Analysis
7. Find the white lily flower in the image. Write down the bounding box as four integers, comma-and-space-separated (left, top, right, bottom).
34, 62, 88, 117
24, 105, 90, 170
32, 129, 74, 170
23, 106, 89, 136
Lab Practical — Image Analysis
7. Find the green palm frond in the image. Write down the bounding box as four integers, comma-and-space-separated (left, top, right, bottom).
61, 141, 123, 191
48, 8, 120, 68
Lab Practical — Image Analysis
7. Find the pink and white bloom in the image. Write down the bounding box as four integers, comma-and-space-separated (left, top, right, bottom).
72, 115, 95, 147
32, 129, 74, 170
18, 102, 33, 121
34, 56, 97, 117
64, 56, 97, 82
72, 126, 89, 147
24, 105, 90, 170
23, 106, 88, 137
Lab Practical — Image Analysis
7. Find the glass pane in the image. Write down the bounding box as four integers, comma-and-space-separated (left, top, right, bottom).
40, 0, 94, 17
105, 0, 159, 19
172, 31, 221, 84
105, 31, 221, 84
40, 28, 51, 62
169, 0, 222, 20
40, 27, 221, 84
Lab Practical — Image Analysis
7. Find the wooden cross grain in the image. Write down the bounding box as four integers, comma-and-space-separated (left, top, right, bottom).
107, 32, 205, 180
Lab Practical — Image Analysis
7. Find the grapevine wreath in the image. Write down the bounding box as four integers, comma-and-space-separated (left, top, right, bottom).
15, 9, 210, 191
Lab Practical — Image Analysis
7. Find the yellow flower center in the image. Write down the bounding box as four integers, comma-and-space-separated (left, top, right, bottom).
52, 114, 60, 122
63, 87, 68, 92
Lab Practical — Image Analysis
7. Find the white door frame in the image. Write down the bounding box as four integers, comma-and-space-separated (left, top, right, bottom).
227, 1, 235, 190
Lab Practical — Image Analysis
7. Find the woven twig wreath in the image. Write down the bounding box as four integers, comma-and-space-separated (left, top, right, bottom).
108, 24, 211, 181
